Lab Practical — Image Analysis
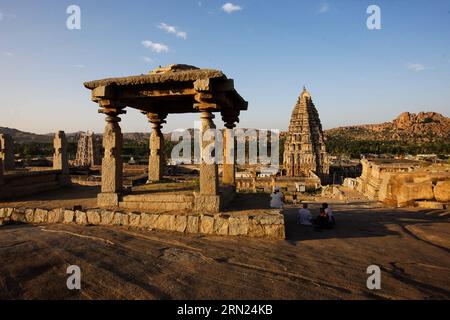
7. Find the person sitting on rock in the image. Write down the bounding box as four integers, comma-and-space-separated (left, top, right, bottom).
270, 187, 284, 209
314, 207, 331, 230
298, 203, 312, 225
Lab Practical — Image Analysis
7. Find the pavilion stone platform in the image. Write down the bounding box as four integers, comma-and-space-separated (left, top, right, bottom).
84, 64, 247, 214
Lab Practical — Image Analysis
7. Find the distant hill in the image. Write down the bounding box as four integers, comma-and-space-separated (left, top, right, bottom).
0, 127, 53, 144
325, 112, 450, 143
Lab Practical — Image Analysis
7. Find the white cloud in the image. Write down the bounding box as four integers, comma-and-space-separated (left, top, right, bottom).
141, 56, 153, 63
142, 40, 169, 53
407, 63, 426, 72
73, 64, 86, 68
222, 3, 242, 14
158, 22, 187, 39
0, 10, 4, 21
3, 51, 13, 56
319, 3, 330, 13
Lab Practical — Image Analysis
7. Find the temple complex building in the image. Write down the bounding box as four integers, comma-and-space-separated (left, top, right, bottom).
283, 87, 329, 178
74, 131, 101, 167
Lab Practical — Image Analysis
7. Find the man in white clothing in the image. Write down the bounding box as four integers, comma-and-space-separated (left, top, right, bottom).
270, 187, 284, 209
298, 203, 312, 225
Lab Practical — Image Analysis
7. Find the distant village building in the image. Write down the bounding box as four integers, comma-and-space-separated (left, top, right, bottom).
283, 87, 329, 177
74, 131, 101, 167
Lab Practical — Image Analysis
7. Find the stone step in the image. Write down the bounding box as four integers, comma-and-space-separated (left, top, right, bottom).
122, 193, 194, 203
119, 201, 194, 212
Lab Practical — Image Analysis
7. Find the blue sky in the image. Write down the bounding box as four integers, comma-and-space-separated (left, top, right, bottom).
0, 0, 449, 134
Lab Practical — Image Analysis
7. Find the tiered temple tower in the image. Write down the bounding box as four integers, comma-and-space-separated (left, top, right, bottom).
74, 131, 101, 167
283, 87, 329, 177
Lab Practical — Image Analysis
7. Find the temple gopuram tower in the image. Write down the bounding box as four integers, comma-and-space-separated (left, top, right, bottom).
74, 131, 101, 167
283, 87, 329, 177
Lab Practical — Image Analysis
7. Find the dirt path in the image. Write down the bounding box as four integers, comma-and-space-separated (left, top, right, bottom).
0, 202, 449, 299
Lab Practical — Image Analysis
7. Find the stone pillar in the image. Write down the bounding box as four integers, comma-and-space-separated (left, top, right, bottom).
199, 111, 219, 195
0, 158, 4, 186
0, 134, 14, 171
194, 110, 220, 213
222, 124, 236, 186
97, 105, 125, 207
53, 131, 71, 186
147, 113, 167, 182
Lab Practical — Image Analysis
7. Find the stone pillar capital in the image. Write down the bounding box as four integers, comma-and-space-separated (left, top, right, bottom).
146, 112, 167, 130
98, 100, 126, 123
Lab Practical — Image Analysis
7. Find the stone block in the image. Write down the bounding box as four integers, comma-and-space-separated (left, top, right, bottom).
214, 214, 229, 235
174, 215, 187, 233
434, 181, 450, 202
186, 216, 199, 233
140, 213, 159, 229
200, 215, 215, 234
25, 209, 35, 223
129, 213, 141, 228
97, 192, 120, 207
264, 224, 286, 240
248, 217, 266, 238
0, 208, 13, 218
194, 195, 221, 213
34, 209, 48, 224
228, 216, 249, 236
397, 181, 434, 207
415, 201, 445, 210
100, 210, 115, 225
63, 210, 75, 224
12, 209, 27, 223
86, 210, 101, 225
75, 210, 88, 225
48, 208, 64, 224
155, 214, 176, 231
112, 212, 129, 226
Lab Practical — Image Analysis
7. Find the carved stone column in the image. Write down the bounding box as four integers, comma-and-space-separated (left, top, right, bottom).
199, 110, 219, 195
147, 112, 167, 182
53, 131, 71, 186
97, 103, 126, 207
0, 134, 14, 171
222, 123, 236, 186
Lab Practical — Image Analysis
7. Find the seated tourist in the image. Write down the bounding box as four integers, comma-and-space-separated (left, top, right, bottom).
314, 207, 333, 230
322, 203, 336, 226
270, 187, 284, 209
298, 203, 312, 225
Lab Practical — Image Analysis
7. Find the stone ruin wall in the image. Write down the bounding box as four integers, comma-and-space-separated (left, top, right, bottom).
0, 131, 71, 200
0, 207, 285, 240
355, 159, 450, 208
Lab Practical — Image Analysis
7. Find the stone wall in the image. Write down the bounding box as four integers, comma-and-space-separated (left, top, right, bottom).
355, 159, 450, 208
236, 176, 321, 194
0, 207, 286, 240
0, 170, 70, 200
